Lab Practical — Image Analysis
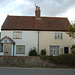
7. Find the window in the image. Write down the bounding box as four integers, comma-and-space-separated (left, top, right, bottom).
73, 33, 75, 37
50, 46, 59, 56
16, 45, 25, 54
55, 33, 63, 39
13, 32, 22, 39
0, 44, 3, 52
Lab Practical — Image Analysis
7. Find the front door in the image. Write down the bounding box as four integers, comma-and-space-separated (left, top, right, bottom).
4, 44, 12, 56
64, 47, 69, 54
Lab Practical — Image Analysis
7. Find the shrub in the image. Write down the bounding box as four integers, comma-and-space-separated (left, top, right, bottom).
41, 49, 46, 56
71, 44, 75, 54
29, 47, 37, 56
52, 54, 75, 66
40, 54, 75, 67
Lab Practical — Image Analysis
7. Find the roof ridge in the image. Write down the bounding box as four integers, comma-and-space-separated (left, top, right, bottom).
8, 15, 35, 18
7, 15, 67, 19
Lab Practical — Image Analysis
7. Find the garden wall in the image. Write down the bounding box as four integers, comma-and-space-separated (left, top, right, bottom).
0, 56, 55, 67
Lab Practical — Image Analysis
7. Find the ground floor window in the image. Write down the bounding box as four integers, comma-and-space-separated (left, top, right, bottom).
50, 46, 59, 56
0, 44, 3, 52
16, 45, 25, 54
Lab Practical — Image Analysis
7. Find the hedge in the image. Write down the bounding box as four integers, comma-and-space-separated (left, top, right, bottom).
40, 54, 75, 67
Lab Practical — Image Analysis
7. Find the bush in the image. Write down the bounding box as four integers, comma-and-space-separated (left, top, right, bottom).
29, 47, 37, 56
52, 54, 75, 66
41, 49, 46, 55
71, 44, 75, 54
40, 54, 75, 67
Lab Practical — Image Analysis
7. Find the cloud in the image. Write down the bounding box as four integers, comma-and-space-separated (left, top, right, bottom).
0, 0, 75, 31
0, 0, 12, 7
0, 0, 75, 19
36, 0, 75, 16
0, 0, 75, 17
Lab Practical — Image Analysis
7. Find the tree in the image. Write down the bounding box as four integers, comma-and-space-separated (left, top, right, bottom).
68, 22, 75, 38
71, 44, 75, 54
68, 22, 75, 54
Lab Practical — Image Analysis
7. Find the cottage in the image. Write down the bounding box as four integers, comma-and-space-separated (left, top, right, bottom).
0, 6, 74, 56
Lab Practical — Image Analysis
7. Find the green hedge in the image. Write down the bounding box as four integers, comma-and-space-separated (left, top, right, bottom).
40, 54, 75, 67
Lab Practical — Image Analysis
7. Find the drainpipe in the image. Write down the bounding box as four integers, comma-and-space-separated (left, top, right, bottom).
38, 31, 39, 55
13, 44, 15, 56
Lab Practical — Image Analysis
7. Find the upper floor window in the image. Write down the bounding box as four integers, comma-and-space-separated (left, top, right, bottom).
55, 33, 63, 39
13, 32, 22, 39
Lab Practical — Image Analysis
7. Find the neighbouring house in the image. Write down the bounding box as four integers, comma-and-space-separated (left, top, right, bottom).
0, 6, 74, 56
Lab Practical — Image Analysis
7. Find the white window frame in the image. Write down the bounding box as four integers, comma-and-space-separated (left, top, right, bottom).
13, 31, 22, 39
55, 32, 63, 39
16, 45, 25, 54
50, 46, 59, 56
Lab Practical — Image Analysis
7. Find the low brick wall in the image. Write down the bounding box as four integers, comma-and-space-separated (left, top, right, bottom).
0, 56, 55, 67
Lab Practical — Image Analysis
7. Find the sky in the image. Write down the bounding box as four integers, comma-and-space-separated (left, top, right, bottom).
0, 0, 75, 31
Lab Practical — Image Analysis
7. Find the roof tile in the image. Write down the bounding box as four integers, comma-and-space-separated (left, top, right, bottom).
1, 15, 70, 31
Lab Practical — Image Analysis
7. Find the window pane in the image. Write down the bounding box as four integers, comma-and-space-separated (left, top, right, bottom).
16, 33, 18, 38
16, 45, 25, 54
50, 46, 59, 56
0, 44, 3, 52
13, 32, 16, 38
19, 32, 22, 38
50, 46, 52, 55
61, 33, 62, 39
55, 33, 63, 39
13, 32, 22, 39
55, 33, 57, 39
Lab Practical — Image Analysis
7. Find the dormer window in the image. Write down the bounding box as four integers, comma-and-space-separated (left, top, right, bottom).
13, 31, 22, 39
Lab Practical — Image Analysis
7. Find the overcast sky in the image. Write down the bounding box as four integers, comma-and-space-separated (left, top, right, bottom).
0, 0, 75, 31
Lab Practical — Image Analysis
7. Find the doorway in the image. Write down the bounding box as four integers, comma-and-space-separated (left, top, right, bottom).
4, 44, 12, 56
64, 47, 69, 54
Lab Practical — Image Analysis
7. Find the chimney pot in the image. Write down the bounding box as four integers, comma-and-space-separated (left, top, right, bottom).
35, 6, 40, 18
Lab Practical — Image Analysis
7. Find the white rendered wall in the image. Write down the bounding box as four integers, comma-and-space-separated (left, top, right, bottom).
1, 30, 38, 56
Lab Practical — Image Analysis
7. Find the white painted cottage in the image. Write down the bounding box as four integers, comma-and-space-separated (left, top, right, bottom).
0, 6, 74, 56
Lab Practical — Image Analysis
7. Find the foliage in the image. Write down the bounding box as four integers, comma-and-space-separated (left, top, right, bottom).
69, 24, 75, 32
68, 23, 75, 38
40, 49, 46, 56
71, 44, 75, 49
29, 47, 37, 56
40, 54, 75, 67
71, 44, 75, 54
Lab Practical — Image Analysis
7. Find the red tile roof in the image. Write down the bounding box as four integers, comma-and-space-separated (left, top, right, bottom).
1, 15, 70, 31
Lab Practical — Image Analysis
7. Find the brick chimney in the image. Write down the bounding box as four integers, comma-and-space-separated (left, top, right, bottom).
35, 6, 40, 18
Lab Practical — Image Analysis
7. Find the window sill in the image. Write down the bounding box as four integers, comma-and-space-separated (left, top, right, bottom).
13, 38, 22, 39
55, 39, 63, 40
16, 53, 25, 54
